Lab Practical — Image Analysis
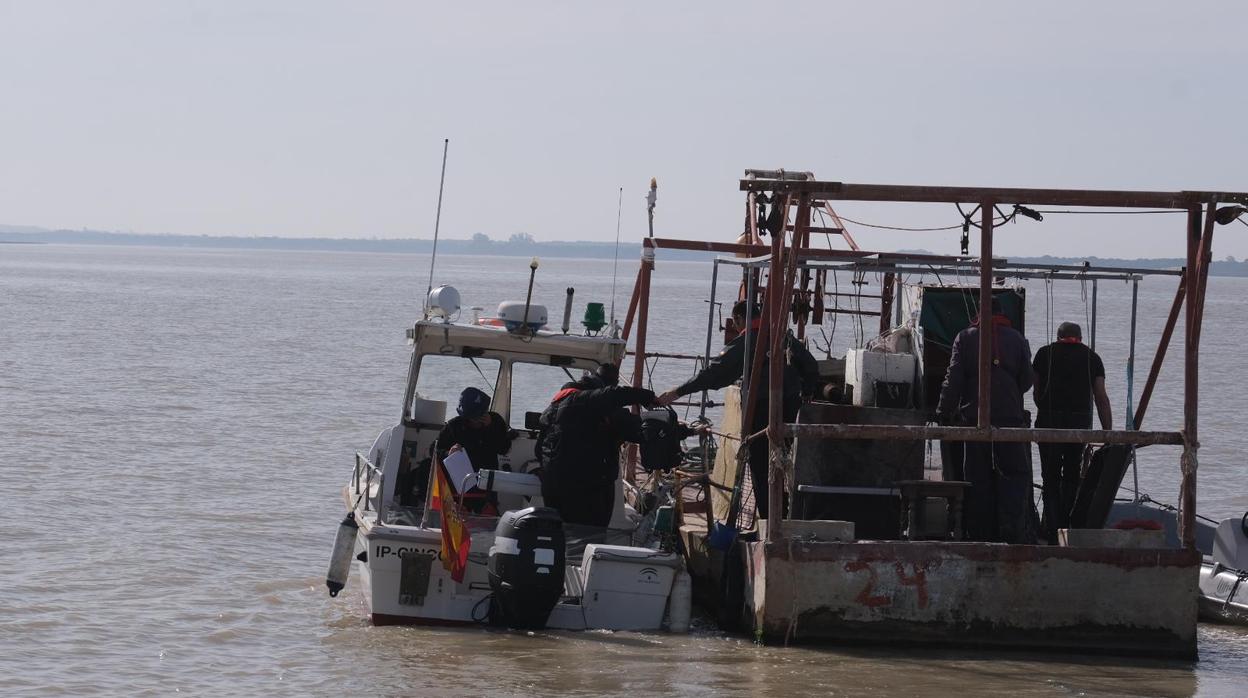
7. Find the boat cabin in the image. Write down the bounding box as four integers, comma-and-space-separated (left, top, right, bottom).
357, 310, 626, 526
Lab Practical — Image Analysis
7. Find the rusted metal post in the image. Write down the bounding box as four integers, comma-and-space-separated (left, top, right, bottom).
1191, 202, 1216, 346
766, 230, 785, 541
1133, 275, 1186, 430
627, 247, 655, 482
879, 271, 895, 337
767, 196, 806, 542
976, 201, 995, 429
1180, 205, 1202, 549
620, 264, 644, 342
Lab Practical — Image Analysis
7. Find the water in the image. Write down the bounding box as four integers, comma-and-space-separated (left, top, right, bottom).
2, 244, 1246, 696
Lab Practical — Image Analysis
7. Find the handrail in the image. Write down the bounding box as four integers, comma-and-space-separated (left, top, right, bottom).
353, 452, 385, 520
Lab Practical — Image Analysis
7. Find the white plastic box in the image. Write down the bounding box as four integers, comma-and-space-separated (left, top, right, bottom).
844, 349, 916, 407
578, 544, 680, 630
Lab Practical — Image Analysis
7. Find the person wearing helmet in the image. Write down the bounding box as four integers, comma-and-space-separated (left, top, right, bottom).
435, 386, 515, 514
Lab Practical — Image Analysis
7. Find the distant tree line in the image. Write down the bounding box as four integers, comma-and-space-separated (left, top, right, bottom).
3, 228, 1248, 276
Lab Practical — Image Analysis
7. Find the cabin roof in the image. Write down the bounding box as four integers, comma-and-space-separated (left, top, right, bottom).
408, 320, 624, 367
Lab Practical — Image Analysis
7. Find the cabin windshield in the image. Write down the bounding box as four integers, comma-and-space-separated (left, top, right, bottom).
509, 361, 580, 424
412, 354, 501, 418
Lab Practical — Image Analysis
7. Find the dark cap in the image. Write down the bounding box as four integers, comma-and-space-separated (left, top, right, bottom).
977, 296, 1004, 316
457, 387, 491, 418
732, 300, 761, 320
1057, 321, 1082, 339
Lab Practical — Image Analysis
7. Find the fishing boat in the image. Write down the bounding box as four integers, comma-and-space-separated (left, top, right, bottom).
324, 284, 692, 631
606, 170, 1248, 658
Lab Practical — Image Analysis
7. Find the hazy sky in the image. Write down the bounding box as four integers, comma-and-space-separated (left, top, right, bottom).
2, 1, 1246, 258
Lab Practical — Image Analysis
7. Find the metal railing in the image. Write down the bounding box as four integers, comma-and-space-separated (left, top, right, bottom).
352, 452, 385, 520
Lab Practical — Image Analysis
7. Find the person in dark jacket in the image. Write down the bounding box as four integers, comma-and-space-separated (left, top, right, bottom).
936, 297, 1034, 543
1032, 321, 1112, 542
538, 364, 656, 527
435, 386, 515, 514
655, 300, 819, 519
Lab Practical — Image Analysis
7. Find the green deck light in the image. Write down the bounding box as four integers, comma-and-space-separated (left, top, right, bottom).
582, 302, 606, 334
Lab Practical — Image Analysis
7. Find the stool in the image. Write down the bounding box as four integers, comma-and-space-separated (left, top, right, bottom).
896, 480, 970, 541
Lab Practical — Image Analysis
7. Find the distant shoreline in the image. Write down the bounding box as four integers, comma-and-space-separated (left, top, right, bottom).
3, 228, 1246, 276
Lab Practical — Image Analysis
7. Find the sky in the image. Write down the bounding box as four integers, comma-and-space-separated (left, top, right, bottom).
1, 1, 1246, 258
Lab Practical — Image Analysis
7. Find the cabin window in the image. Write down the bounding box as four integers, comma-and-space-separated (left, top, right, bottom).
510, 361, 585, 420
413, 355, 501, 417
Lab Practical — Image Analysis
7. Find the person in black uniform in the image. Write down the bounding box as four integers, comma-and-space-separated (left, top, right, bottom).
655, 300, 818, 519
936, 297, 1034, 543
435, 387, 515, 514
537, 364, 656, 527
1032, 321, 1113, 543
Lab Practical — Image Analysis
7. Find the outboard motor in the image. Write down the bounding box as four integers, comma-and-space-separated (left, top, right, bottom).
639, 407, 682, 473
488, 506, 566, 628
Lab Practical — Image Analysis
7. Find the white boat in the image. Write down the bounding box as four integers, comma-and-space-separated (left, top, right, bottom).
324, 287, 692, 632
1108, 500, 1248, 625
1199, 515, 1248, 624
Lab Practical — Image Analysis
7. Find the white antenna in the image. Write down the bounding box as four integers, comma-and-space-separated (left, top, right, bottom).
608, 186, 623, 323
423, 138, 450, 316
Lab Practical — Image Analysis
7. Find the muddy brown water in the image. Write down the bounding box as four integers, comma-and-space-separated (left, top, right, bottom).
3, 245, 1246, 695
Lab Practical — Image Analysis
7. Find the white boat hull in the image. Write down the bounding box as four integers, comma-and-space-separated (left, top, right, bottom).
1198, 561, 1248, 625
359, 524, 494, 626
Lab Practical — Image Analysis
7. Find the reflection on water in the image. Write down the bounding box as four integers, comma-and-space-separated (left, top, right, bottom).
1, 245, 1246, 695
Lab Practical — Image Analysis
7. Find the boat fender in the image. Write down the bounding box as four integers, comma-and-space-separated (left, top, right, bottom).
326, 512, 359, 598
667, 568, 692, 633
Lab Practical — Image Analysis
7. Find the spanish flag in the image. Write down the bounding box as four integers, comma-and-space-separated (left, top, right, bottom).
432, 457, 471, 583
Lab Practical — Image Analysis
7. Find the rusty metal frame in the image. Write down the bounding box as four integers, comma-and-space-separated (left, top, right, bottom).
628, 178, 1243, 549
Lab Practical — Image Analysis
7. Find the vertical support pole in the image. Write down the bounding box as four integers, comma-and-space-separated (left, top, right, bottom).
795, 206, 812, 341
976, 201, 995, 430
1090, 279, 1098, 352
742, 269, 756, 400
1126, 279, 1139, 430
1133, 275, 1186, 429
766, 235, 785, 542
879, 271, 896, 337
620, 263, 645, 342
700, 259, 721, 423
628, 247, 655, 483
1179, 205, 1201, 549
767, 195, 807, 543
1127, 277, 1139, 502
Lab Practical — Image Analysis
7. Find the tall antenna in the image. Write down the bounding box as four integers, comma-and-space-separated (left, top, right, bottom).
424, 138, 450, 315
608, 186, 623, 323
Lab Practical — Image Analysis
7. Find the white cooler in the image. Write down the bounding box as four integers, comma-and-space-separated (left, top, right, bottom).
578, 544, 681, 631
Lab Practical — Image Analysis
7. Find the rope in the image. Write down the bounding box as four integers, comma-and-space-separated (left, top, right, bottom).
1225, 571, 1248, 613
1034, 209, 1184, 215
834, 215, 965, 232
1116, 493, 1221, 526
